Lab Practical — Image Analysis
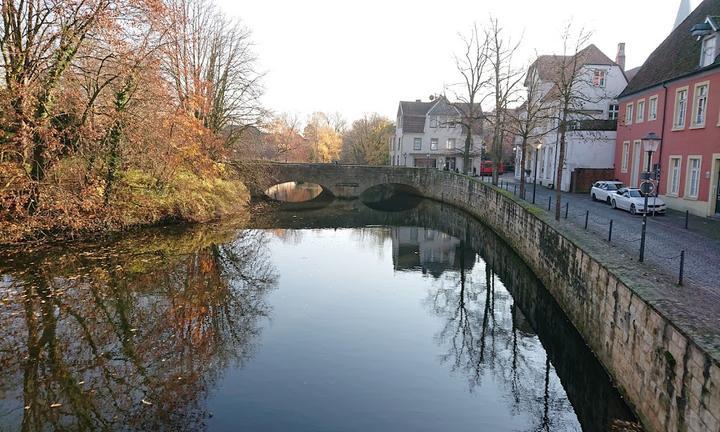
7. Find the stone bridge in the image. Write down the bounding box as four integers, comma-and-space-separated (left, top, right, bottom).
232, 162, 438, 199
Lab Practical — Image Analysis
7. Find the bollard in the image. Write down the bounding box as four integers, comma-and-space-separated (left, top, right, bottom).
685, 210, 689, 229
584, 210, 589, 230
679, 250, 685, 286
564, 202, 569, 219
608, 219, 613, 242
547, 196, 552, 211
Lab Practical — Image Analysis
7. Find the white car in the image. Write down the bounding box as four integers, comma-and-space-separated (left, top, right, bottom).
591, 181, 625, 204
610, 188, 667, 215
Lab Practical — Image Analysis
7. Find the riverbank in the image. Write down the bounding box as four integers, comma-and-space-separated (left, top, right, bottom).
0, 166, 250, 247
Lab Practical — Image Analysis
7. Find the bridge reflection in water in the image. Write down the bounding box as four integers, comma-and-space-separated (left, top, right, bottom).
0, 190, 638, 431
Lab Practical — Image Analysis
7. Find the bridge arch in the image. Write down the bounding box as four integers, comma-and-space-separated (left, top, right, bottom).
235, 162, 432, 200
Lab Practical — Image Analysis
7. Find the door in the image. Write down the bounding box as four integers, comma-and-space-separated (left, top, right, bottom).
630, 141, 641, 187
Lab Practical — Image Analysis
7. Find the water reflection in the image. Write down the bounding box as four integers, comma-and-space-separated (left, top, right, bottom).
0, 197, 640, 431
0, 227, 277, 431
265, 181, 325, 202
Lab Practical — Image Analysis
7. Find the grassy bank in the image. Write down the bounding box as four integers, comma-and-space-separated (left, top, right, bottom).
0, 163, 250, 246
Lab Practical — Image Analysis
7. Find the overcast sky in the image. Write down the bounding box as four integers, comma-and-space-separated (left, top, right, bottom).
217, 0, 700, 123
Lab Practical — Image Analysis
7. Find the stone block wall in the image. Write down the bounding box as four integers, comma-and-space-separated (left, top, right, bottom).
415, 169, 720, 432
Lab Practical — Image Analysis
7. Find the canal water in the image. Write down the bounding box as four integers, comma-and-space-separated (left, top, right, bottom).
0, 187, 637, 431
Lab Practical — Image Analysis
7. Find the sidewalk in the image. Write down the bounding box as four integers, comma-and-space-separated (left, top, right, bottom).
490, 173, 720, 294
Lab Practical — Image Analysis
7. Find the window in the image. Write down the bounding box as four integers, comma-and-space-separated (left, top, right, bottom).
687, 157, 701, 198
430, 117, 437, 128
431, 138, 438, 150
413, 137, 422, 150
674, 88, 688, 129
648, 96, 658, 121
439, 117, 447, 128
592, 69, 606, 87
446, 138, 455, 149
701, 35, 716, 68
621, 141, 630, 173
625, 103, 633, 125
668, 157, 681, 196
692, 83, 709, 127
609, 104, 619, 120
449, 118, 456, 128
636, 99, 645, 123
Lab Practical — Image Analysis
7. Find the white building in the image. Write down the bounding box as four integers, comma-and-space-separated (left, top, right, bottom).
390, 96, 483, 174
514, 44, 629, 192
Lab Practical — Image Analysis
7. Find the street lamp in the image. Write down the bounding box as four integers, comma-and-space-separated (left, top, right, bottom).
532, 140, 543, 204
639, 132, 662, 262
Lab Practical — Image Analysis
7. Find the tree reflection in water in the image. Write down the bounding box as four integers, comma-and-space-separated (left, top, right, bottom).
0, 227, 277, 431
397, 228, 579, 431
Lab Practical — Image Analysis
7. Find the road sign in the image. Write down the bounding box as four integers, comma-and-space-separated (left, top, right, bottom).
640, 181, 655, 195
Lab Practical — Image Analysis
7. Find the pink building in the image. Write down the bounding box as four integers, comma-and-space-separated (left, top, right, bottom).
614, 0, 720, 217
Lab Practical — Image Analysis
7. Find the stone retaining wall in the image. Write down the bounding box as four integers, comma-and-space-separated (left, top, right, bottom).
416, 170, 720, 432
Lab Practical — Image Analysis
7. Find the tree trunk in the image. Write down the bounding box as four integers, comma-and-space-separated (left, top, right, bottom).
463, 129, 472, 175
554, 121, 567, 221
519, 137, 527, 198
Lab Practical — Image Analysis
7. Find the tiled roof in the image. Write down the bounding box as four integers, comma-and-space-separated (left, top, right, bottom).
620, 0, 720, 97
531, 44, 616, 83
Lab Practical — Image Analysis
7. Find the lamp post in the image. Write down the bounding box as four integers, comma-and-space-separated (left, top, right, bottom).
639, 132, 661, 263
532, 140, 543, 204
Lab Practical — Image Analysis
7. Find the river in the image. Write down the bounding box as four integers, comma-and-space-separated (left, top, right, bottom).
0, 186, 638, 431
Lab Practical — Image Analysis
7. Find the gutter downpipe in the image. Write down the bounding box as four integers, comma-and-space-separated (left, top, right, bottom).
657, 82, 669, 198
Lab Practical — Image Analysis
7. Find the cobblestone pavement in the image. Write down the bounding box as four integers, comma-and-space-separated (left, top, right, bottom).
492, 174, 720, 296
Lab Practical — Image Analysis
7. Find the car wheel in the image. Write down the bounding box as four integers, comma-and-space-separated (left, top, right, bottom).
592, 193, 596, 201
630, 204, 636, 215
611, 200, 616, 209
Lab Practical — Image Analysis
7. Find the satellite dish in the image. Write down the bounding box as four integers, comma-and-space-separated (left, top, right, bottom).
429, 95, 435, 101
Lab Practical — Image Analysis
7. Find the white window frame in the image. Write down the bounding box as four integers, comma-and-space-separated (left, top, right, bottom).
625, 103, 633, 125
691, 82, 709, 128
446, 138, 455, 149
667, 156, 682, 196
429, 117, 437, 128
439, 116, 447, 128
648, 95, 658, 121
621, 141, 630, 173
673, 87, 689, 130
592, 69, 606, 87
701, 35, 716, 68
430, 138, 438, 150
636, 98, 645, 123
685, 156, 702, 199
609, 104, 619, 120
413, 137, 422, 150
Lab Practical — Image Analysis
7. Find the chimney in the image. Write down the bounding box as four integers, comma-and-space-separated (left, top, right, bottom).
616, 43, 626, 71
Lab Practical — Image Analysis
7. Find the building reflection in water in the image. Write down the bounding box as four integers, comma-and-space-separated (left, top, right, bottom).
391, 227, 476, 278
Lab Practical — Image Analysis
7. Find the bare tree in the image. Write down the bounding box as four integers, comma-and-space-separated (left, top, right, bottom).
484, 18, 524, 185
546, 26, 594, 220
163, 0, 264, 144
507, 67, 553, 198
451, 24, 490, 175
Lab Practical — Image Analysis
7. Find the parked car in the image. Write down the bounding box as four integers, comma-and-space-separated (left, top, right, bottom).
610, 188, 667, 215
479, 161, 505, 176
590, 181, 624, 203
